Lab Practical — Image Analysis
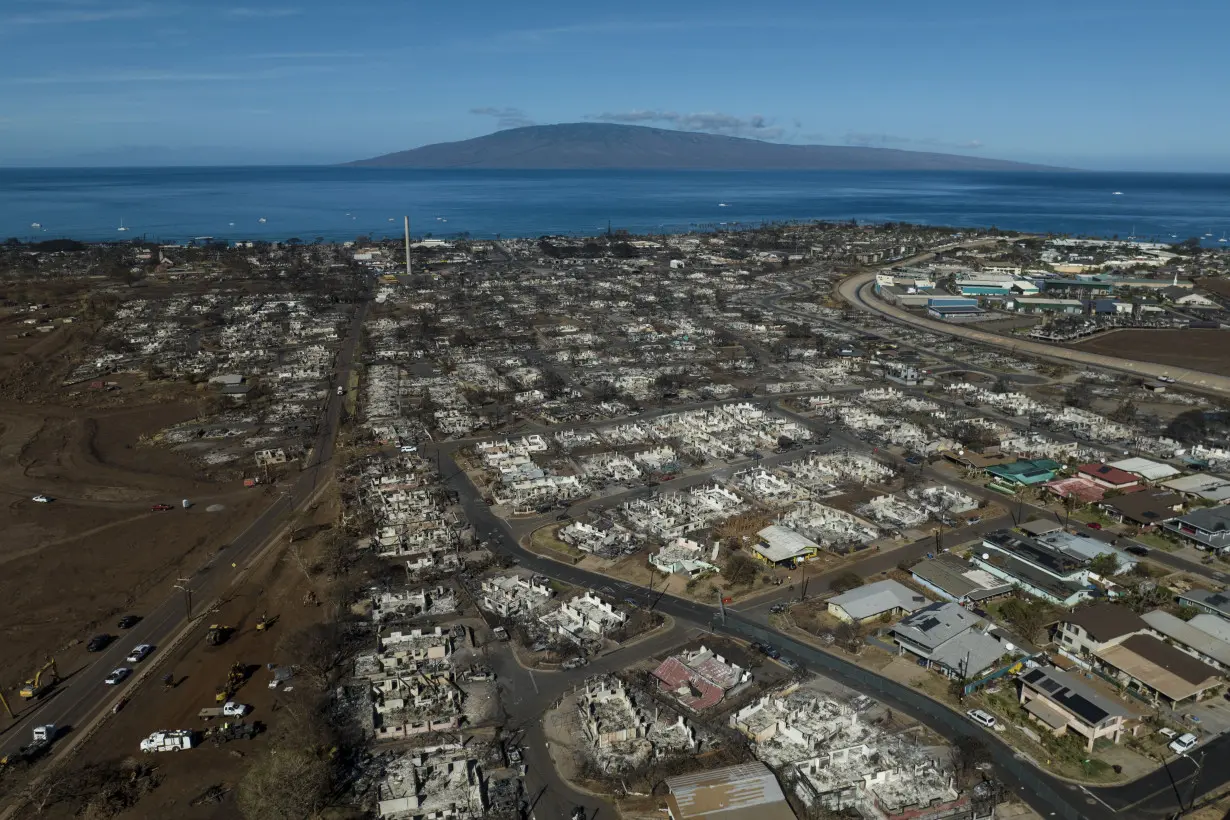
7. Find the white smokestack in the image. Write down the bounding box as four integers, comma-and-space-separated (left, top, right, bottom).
404, 216, 411, 277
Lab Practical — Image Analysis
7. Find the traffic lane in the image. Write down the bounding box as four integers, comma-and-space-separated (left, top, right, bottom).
718, 611, 1105, 820
0, 296, 367, 759
1088, 735, 1221, 815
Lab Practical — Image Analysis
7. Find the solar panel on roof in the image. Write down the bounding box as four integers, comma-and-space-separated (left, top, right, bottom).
1062, 693, 1109, 725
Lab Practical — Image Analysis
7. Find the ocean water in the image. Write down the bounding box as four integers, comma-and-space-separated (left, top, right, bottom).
1, 166, 1229, 244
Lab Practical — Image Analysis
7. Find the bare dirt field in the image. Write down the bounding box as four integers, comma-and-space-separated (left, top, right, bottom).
11, 497, 338, 820
0, 396, 271, 693
1072, 328, 1230, 377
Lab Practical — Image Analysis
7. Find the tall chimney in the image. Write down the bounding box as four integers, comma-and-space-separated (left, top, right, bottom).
404, 216, 412, 277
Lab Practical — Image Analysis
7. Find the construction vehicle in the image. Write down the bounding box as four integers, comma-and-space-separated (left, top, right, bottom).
254, 613, 276, 632
205, 720, 261, 745
215, 663, 247, 703
205, 624, 233, 646
19, 659, 58, 699
0, 725, 56, 768
139, 730, 194, 753
198, 702, 249, 720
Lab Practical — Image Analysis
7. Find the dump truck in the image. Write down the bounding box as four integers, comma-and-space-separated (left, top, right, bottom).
205, 624, 232, 646
140, 730, 194, 753
198, 702, 249, 720
1, 725, 57, 768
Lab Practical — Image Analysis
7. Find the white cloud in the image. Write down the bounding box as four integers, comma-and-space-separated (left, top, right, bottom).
589, 110, 784, 140
470, 107, 536, 129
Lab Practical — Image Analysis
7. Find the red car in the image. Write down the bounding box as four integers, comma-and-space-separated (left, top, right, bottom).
1086, 522, 1102, 530
151, 503, 173, 512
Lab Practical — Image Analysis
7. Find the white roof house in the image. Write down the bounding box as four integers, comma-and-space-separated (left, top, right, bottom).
752, 525, 821, 565
827, 579, 931, 624
1108, 457, 1181, 482
1160, 474, 1230, 503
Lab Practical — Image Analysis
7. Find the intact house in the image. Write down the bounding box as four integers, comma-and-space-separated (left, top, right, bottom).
1159, 474, 1230, 505
1055, 604, 1222, 707
983, 458, 1062, 489
1162, 506, 1230, 554
1177, 588, 1230, 622
908, 553, 1013, 605
826, 579, 931, 625
1017, 665, 1136, 751
1076, 463, 1141, 492
1099, 491, 1185, 530
890, 602, 1032, 682
752, 524, 822, 567
971, 530, 1096, 608
1142, 610, 1230, 672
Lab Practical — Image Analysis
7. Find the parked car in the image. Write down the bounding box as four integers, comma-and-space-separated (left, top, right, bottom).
87, 634, 113, 652
904, 455, 922, 465
126, 644, 153, 663
780, 657, 801, 671
770, 603, 789, 614
966, 709, 997, 729
1170, 733, 1198, 755
151, 503, 173, 512
1086, 522, 1102, 530
1125, 544, 1149, 556
31, 494, 52, 503
104, 667, 132, 685
117, 615, 141, 629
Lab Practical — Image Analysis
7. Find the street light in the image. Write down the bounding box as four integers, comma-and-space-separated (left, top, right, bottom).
173, 578, 193, 619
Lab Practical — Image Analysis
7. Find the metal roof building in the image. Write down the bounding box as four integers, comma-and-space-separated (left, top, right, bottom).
665, 762, 797, 820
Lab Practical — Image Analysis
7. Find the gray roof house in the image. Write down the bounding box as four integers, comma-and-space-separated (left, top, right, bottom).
1018, 665, 1135, 751
1163, 507, 1230, 553
909, 553, 1013, 604
1142, 609, 1230, 672
1178, 588, 1230, 622
891, 601, 1014, 680
826, 580, 930, 624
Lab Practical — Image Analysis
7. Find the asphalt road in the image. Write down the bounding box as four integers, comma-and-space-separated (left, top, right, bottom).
0, 288, 371, 765
427, 440, 1227, 820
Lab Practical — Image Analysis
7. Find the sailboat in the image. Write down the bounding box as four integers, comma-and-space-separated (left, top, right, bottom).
117, 218, 129, 232
30, 222, 41, 229
1220, 232, 1227, 244
258, 217, 267, 224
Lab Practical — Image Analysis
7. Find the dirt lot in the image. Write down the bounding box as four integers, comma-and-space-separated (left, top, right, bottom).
16, 498, 337, 820
0, 396, 270, 692
1072, 328, 1230, 377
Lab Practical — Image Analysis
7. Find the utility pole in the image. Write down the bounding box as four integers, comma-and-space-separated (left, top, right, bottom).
173, 578, 193, 619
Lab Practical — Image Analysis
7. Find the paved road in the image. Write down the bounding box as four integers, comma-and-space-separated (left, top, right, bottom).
839, 271, 1230, 396
487, 621, 700, 820
425, 438, 1230, 820
0, 285, 372, 765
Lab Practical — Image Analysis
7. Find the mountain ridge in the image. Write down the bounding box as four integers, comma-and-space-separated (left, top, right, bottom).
349, 123, 1059, 171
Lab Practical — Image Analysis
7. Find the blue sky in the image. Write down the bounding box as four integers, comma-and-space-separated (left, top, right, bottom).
2, 0, 1228, 169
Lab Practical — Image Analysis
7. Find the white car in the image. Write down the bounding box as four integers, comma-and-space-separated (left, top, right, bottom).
1170, 733, 1198, 755
966, 709, 997, 729
105, 667, 133, 685
126, 644, 153, 663
32, 495, 52, 503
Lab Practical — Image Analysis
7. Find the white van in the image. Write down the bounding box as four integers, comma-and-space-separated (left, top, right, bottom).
966, 709, 997, 729
1170, 733, 1198, 755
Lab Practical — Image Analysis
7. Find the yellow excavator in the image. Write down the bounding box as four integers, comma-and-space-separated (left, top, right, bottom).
19, 659, 58, 699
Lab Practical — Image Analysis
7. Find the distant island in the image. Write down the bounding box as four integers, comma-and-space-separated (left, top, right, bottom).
349, 123, 1057, 171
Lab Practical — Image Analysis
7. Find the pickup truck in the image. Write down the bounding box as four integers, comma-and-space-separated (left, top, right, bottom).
198, 702, 250, 720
